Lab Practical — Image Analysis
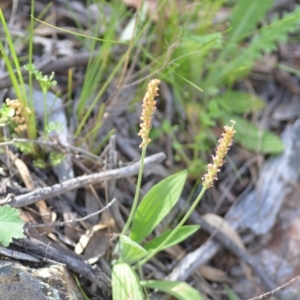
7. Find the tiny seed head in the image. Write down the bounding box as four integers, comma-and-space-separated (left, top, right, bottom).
202, 120, 236, 188
138, 79, 160, 148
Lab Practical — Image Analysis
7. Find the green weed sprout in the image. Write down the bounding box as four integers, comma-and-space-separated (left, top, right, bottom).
122, 79, 160, 235
24, 64, 57, 94
24, 64, 57, 139
138, 120, 236, 266
112, 79, 236, 299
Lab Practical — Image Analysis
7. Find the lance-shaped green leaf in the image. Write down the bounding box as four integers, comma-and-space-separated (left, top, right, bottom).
141, 280, 204, 300
144, 225, 200, 251
116, 235, 148, 264
130, 170, 187, 243
112, 262, 144, 300
0, 205, 24, 247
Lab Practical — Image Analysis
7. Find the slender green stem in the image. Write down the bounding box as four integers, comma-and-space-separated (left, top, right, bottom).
136, 185, 207, 267
74, 274, 90, 300
42, 92, 48, 139
121, 146, 147, 235
27, 0, 35, 140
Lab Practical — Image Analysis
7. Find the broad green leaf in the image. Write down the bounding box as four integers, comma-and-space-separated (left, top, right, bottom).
112, 262, 144, 300
224, 284, 241, 300
220, 114, 284, 154
116, 235, 148, 264
215, 91, 265, 114
0, 205, 24, 247
229, 0, 274, 41
144, 225, 200, 251
141, 280, 204, 300
130, 170, 187, 244
208, 99, 221, 118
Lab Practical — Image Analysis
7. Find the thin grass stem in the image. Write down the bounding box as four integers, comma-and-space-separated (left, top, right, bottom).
122, 146, 147, 235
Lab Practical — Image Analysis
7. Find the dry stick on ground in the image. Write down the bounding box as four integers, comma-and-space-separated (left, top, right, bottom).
9, 153, 164, 296
0, 245, 40, 262
12, 235, 111, 294
26, 198, 117, 228
0, 138, 104, 163
247, 275, 300, 300
178, 200, 281, 298
3, 152, 166, 208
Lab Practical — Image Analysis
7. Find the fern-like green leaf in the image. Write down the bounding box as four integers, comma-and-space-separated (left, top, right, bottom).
254, 8, 300, 53
229, 0, 274, 41
215, 6, 300, 85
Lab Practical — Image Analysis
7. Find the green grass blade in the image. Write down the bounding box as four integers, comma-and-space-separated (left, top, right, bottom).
75, 53, 126, 137
0, 11, 26, 101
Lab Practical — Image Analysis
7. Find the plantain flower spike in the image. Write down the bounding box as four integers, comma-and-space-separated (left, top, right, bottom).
202, 120, 236, 189
138, 79, 160, 148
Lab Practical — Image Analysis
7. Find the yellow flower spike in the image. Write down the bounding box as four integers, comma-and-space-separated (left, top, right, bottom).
138, 79, 160, 148
202, 120, 236, 189
121, 79, 160, 236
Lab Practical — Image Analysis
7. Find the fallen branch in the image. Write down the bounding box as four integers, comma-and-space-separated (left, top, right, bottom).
12, 234, 111, 293
247, 275, 300, 300
5, 152, 166, 208
26, 198, 117, 228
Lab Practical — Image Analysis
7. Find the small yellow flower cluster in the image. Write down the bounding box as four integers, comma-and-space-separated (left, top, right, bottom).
138, 79, 160, 148
6, 98, 30, 133
202, 120, 236, 189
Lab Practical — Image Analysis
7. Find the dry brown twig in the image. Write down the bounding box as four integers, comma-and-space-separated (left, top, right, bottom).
247, 275, 300, 300
26, 198, 117, 228
0, 246, 40, 262
12, 235, 111, 293
1, 152, 166, 208
0, 138, 103, 162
